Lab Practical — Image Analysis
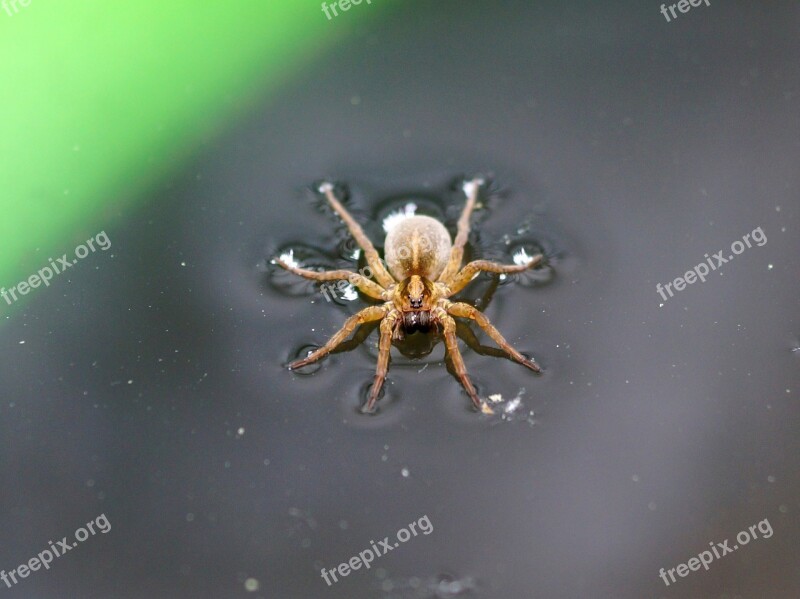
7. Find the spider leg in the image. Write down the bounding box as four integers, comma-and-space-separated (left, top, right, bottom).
455, 320, 508, 360
438, 177, 483, 284
437, 308, 485, 411
444, 255, 542, 296
318, 183, 396, 289
288, 305, 388, 370
364, 310, 400, 411
273, 258, 387, 300
446, 301, 541, 372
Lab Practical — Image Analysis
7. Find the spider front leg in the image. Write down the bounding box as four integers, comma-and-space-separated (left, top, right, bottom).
435, 307, 485, 411
364, 310, 400, 412
272, 258, 387, 300
443, 255, 542, 296
446, 301, 541, 372
318, 183, 396, 289
288, 304, 388, 370
438, 177, 483, 284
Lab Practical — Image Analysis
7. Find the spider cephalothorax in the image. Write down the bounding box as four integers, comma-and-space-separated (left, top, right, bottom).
395, 275, 435, 334
273, 178, 544, 413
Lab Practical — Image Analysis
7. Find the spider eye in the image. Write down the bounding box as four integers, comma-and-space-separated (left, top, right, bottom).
410, 298, 422, 309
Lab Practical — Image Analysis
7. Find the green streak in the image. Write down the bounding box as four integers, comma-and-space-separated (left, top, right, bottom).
0, 1, 380, 308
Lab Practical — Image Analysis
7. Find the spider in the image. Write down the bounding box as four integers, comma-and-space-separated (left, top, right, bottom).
272, 177, 544, 413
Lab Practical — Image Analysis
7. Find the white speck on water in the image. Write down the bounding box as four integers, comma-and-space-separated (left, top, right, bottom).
504, 398, 522, 414
186, 513, 195, 522
19, 340, 25, 344
779, 504, 788, 513
180, 261, 186, 267
462, 178, 484, 198
488, 393, 503, 403
768, 264, 773, 270
236, 427, 245, 438
274, 249, 300, 268
382, 203, 417, 233
632, 474, 640, 482
767, 475, 776, 483
244, 578, 260, 592
401, 468, 410, 478
512, 247, 535, 266
341, 284, 358, 301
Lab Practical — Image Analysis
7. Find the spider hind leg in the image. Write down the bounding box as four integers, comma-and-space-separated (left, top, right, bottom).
363, 310, 400, 412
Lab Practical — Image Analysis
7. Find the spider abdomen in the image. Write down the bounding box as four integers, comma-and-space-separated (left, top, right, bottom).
385, 215, 451, 281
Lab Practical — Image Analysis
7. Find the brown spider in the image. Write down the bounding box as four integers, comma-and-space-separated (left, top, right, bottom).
273, 178, 544, 413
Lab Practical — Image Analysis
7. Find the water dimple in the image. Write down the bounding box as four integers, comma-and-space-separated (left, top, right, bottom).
267, 243, 340, 297
337, 376, 410, 428
502, 239, 557, 288
287, 345, 324, 375
354, 376, 414, 417
336, 236, 361, 261
358, 379, 385, 415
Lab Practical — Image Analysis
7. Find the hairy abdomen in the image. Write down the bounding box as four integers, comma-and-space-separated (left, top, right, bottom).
385, 215, 451, 280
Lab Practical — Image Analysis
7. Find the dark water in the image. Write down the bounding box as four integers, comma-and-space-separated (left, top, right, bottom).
1, 1, 798, 598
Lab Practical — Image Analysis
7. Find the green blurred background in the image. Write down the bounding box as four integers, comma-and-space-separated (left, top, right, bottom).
0, 1, 384, 306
